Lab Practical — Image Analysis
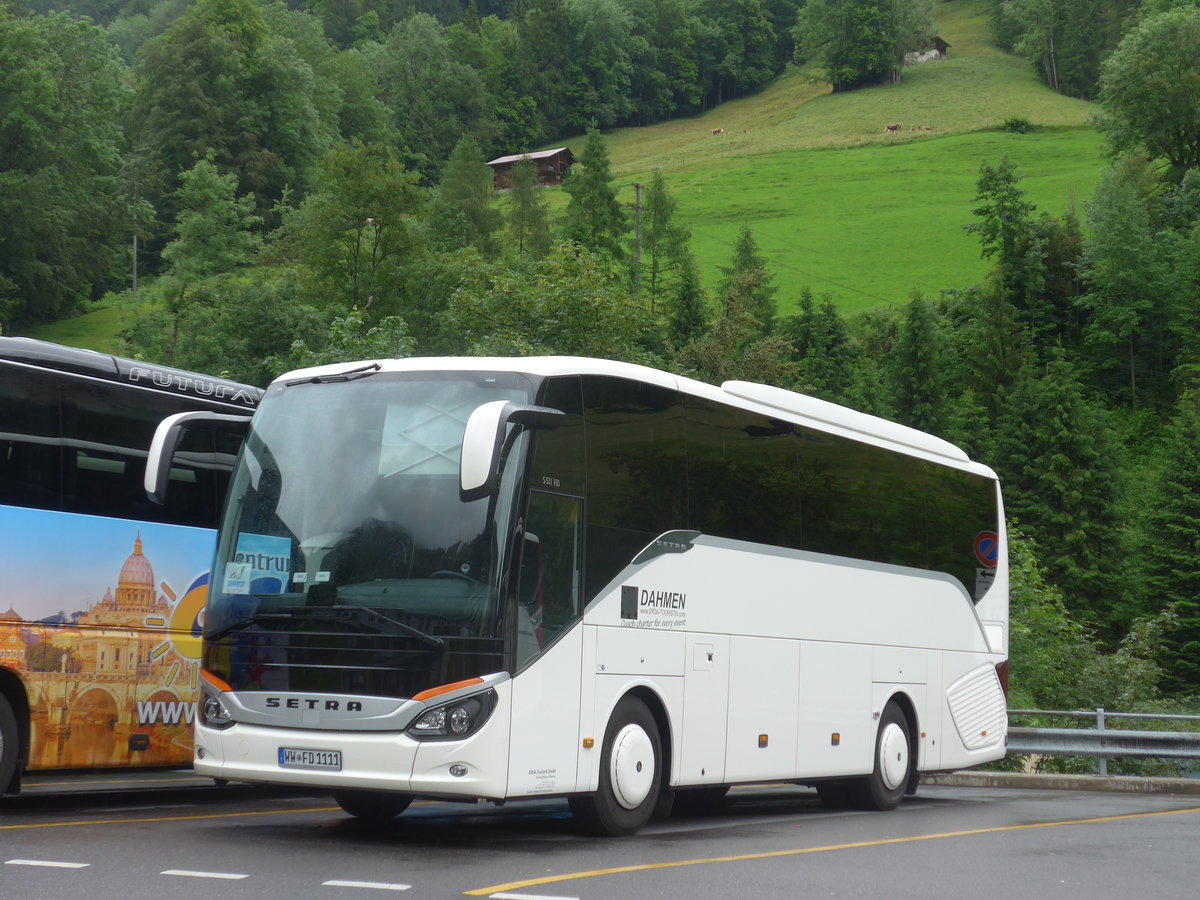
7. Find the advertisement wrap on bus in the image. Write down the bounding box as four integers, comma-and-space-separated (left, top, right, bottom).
0, 509, 216, 769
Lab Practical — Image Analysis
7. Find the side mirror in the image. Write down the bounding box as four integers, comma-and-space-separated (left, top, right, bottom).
145, 410, 253, 505
459, 401, 564, 502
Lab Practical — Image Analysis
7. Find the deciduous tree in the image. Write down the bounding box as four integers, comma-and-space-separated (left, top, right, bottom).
0, 11, 131, 325
1097, 7, 1200, 177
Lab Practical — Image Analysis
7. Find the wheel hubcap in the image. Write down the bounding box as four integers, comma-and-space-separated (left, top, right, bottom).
879, 722, 909, 791
610, 723, 655, 809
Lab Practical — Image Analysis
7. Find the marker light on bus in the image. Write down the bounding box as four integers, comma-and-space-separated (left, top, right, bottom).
407, 689, 498, 741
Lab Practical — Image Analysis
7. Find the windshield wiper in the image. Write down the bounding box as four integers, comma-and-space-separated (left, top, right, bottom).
285, 605, 446, 650
204, 611, 294, 641
283, 362, 382, 387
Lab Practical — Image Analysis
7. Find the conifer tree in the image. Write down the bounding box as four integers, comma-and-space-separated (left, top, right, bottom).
562, 124, 627, 262
718, 225, 777, 336
664, 254, 709, 349
1133, 397, 1200, 694
988, 356, 1123, 622
887, 294, 949, 434
642, 170, 690, 313
438, 134, 502, 257
507, 157, 552, 259
952, 282, 1030, 416
779, 288, 854, 402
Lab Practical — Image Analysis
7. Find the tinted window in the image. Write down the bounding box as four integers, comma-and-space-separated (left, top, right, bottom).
869, 447, 929, 571
684, 396, 802, 547
582, 377, 686, 598
796, 426, 872, 560
58, 377, 235, 527
0, 364, 62, 509
531, 376, 585, 496
926, 463, 998, 596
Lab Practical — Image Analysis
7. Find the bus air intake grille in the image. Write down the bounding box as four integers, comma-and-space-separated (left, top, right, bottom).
946, 665, 1007, 751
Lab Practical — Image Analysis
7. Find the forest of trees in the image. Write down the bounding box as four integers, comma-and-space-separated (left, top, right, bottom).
3, 0, 1200, 748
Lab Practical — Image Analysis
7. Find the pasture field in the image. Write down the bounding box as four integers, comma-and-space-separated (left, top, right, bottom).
592, 0, 1105, 314
624, 128, 1104, 315
26, 302, 126, 354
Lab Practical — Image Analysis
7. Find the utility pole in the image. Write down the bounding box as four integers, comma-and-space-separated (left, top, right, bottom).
629, 182, 644, 293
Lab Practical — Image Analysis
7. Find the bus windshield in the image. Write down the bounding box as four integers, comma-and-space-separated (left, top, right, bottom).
206, 372, 534, 691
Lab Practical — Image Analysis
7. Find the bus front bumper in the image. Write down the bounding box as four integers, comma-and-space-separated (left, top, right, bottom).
193, 719, 510, 799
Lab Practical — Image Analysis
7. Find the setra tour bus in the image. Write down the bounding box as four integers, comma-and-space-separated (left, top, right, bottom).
0, 337, 261, 794
146, 357, 1008, 834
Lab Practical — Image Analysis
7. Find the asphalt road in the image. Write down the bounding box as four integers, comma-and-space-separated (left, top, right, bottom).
2, 774, 1199, 899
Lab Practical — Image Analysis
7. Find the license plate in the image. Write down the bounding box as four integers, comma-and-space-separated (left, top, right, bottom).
278, 747, 342, 770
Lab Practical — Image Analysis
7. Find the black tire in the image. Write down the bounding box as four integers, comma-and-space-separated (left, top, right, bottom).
815, 779, 853, 809
847, 702, 911, 811
333, 789, 413, 822
569, 696, 663, 836
0, 693, 19, 795
670, 785, 730, 817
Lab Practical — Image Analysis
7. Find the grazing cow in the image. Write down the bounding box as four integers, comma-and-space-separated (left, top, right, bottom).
712, 128, 724, 135
884, 123, 902, 133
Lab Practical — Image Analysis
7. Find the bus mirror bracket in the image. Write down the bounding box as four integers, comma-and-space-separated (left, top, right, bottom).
145, 410, 253, 505
460, 401, 564, 503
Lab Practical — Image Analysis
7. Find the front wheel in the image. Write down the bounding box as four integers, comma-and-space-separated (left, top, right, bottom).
848, 701, 911, 811
569, 696, 663, 836
333, 790, 413, 822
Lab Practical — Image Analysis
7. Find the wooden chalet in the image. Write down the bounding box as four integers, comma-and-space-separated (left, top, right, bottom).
486, 147, 574, 190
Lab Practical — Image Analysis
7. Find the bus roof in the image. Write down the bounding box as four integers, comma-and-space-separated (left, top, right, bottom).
275, 356, 987, 471
0, 337, 262, 409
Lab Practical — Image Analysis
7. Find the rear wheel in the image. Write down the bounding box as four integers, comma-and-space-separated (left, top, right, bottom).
848, 702, 911, 811
671, 785, 730, 817
570, 696, 662, 836
333, 790, 413, 822
0, 693, 18, 794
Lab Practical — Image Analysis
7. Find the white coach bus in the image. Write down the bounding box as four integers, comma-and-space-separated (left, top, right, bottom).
146, 357, 1008, 835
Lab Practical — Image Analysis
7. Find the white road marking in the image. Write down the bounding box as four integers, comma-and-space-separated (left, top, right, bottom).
160, 869, 249, 880
5, 859, 90, 869
322, 880, 412, 891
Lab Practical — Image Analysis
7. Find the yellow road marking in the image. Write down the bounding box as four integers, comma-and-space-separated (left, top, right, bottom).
23, 777, 206, 788
0, 798, 447, 831
0, 806, 340, 830
465, 806, 1200, 896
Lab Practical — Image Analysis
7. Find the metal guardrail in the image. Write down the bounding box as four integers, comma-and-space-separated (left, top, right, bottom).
1008, 708, 1200, 775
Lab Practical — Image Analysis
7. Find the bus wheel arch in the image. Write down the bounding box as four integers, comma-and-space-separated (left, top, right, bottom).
0, 673, 29, 795
570, 690, 667, 835
849, 694, 917, 811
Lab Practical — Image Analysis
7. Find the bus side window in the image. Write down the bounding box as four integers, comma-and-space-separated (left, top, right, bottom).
683, 396, 802, 548
796, 427, 872, 561
581, 376, 686, 599
60, 378, 222, 527
516, 491, 583, 669
0, 365, 62, 510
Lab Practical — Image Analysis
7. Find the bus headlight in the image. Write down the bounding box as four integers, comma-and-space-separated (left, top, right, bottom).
407, 689, 497, 741
201, 693, 235, 730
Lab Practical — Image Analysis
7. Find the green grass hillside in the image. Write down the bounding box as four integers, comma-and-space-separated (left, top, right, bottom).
29, 0, 1104, 349
602, 0, 1104, 314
